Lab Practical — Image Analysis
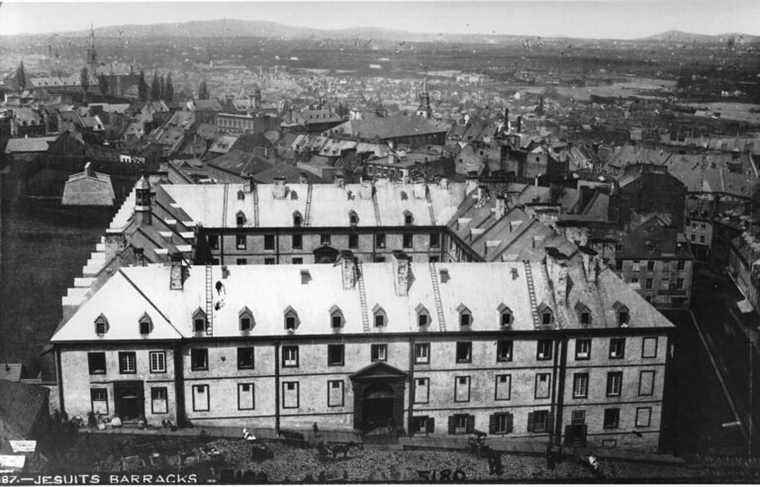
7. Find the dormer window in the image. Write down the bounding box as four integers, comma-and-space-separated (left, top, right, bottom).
94, 314, 109, 336
329, 305, 345, 329
613, 302, 630, 327
236, 211, 246, 226
284, 307, 299, 332
349, 210, 359, 226
139, 313, 153, 335
416, 304, 431, 329
498, 304, 513, 328
239, 307, 254, 332
293, 211, 302, 227
290, 190, 298, 200
192, 308, 207, 334
372, 305, 387, 328
237, 190, 245, 201
537, 303, 554, 326
400, 191, 408, 200
457, 304, 472, 329
575, 302, 592, 327
403, 210, 414, 226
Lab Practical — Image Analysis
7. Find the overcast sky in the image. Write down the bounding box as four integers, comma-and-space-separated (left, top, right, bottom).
1, 0, 758, 39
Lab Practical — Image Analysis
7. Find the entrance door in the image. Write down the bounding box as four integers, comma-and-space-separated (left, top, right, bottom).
114, 381, 144, 421
362, 383, 397, 432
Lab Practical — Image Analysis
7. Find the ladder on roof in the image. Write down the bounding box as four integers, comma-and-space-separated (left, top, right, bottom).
304, 183, 313, 227
205, 265, 214, 336
429, 262, 447, 332
371, 189, 382, 226
252, 183, 260, 227
425, 185, 436, 224
221, 184, 229, 228
523, 260, 540, 328
356, 262, 370, 333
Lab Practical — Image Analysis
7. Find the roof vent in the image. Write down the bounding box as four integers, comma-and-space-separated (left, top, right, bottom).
510, 267, 519, 280
300, 269, 312, 284
439, 269, 450, 283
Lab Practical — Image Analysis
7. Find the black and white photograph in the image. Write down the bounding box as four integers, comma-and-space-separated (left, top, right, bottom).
0, 0, 759, 483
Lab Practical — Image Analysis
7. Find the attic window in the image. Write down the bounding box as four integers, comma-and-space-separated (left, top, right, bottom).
139, 313, 153, 335
237, 190, 245, 201
236, 211, 246, 226
575, 302, 592, 327
373, 305, 387, 328
400, 191, 408, 200
613, 301, 630, 327
300, 270, 312, 284
330, 306, 345, 329
284, 307, 299, 332
538, 304, 554, 326
192, 308, 207, 334
404, 211, 414, 226
290, 191, 298, 200
498, 304, 513, 328
457, 304, 472, 328
349, 210, 359, 226
510, 268, 519, 280
239, 307, 254, 332
94, 314, 109, 336
293, 211, 303, 227
416, 304, 431, 329
439, 269, 450, 283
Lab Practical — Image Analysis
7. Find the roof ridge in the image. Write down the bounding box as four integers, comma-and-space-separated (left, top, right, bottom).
117, 268, 183, 337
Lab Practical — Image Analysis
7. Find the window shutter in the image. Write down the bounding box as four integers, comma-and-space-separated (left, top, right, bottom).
426, 417, 435, 434
506, 413, 514, 433
448, 415, 456, 434
547, 412, 555, 434
527, 412, 535, 432
466, 414, 475, 434
489, 414, 497, 434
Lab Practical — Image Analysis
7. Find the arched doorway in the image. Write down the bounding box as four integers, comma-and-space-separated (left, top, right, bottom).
350, 362, 407, 434
314, 245, 339, 264
363, 383, 396, 431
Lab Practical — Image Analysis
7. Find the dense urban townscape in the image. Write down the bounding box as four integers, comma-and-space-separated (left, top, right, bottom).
1, 3, 760, 481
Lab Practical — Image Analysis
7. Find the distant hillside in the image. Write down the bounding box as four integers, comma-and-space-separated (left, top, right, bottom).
21, 20, 760, 44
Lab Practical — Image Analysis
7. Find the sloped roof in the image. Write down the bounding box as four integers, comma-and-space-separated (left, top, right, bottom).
330, 114, 449, 140
0, 380, 49, 439
4, 136, 57, 154
61, 167, 116, 206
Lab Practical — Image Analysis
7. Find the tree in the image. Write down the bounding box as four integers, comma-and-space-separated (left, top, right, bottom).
16, 61, 26, 91
198, 80, 209, 100
138, 70, 148, 101
165, 73, 174, 102
98, 74, 109, 96
150, 71, 161, 101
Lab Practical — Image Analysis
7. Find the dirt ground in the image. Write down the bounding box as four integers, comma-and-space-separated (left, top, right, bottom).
38, 432, 760, 482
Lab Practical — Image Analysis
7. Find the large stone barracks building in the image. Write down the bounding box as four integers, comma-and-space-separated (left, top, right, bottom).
51, 248, 673, 450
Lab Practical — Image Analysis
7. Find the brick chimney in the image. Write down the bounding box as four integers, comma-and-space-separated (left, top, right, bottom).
390, 250, 412, 296
134, 175, 152, 225
337, 250, 358, 289
272, 176, 287, 199
104, 229, 126, 258
84, 161, 94, 177
169, 252, 188, 290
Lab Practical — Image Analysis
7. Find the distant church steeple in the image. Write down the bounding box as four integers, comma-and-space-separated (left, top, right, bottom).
86, 23, 97, 73
416, 77, 431, 119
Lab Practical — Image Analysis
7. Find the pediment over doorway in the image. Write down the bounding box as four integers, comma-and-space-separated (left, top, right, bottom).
350, 361, 407, 381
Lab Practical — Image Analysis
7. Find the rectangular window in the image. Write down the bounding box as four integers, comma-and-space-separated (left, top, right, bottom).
429, 232, 440, 248
414, 377, 430, 404
495, 374, 511, 401
642, 337, 658, 358
661, 279, 669, 290
282, 345, 299, 367
573, 373, 589, 399
264, 257, 275, 265
149, 351, 166, 373
645, 278, 653, 289
118, 351, 136, 374
412, 416, 434, 434
571, 410, 586, 425
455, 342, 472, 363
491, 413, 513, 434
190, 349, 208, 371
632, 260, 640, 272
647, 260, 655, 271
320, 233, 331, 246
88, 352, 106, 375
238, 383, 255, 410
609, 338, 625, 359
535, 373, 551, 399
91, 388, 108, 415
537, 340, 553, 360
237, 347, 255, 369
348, 233, 359, 249
639, 370, 655, 396
327, 344, 345, 366
415, 343, 430, 364
376, 233, 386, 249
528, 410, 550, 433
327, 380, 344, 407
575, 339, 591, 360
282, 381, 299, 409
496, 340, 513, 362
236, 258, 248, 265
236, 233, 246, 250
635, 407, 652, 428
192, 384, 209, 411
403, 233, 413, 249
151, 387, 168, 414
292, 257, 303, 264
677, 260, 685, 270
371, 344, 387, 362
455, 376, 471, 402
291, 234, 302, 249
208, 234, 219, 250
606, 371, 623, 397
264, 234, 275, 250
676, 278, 684, 289
450, 413, 473, 434
603, 408, 620, 429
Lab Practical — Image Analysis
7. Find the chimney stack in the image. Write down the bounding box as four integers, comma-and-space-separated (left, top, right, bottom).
391, 250, 412, 296
516, 116, 523, 133
134, 175, 152, 225
133, 247, 146, 266
84, 161, 93, 177
272, 176, 287, 199
545, 247, 569, 305
504, 108, 509, 128
338, 250, 358, 289
494, 195, 507, 219
334, 173, 345, 188
170, 252, 188, 290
